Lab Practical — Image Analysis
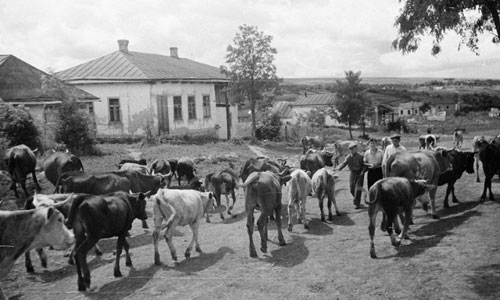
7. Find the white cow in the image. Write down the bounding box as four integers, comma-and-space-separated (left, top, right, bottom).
311, 168, 341, 222
151, 189, 225, 265
286, 169, 312, 231
119, 162, 151, 175
0, 207, 74, 300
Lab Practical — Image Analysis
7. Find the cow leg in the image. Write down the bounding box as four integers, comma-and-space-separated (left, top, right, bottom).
368, 204, 378, 258
318, 192, 326, 222
287, 201, 295, 232
185, 221, 200, 259
230, 190, 237, 213
31, 171, 42, 192
224, 193, 231, 215
94, 243, 103, 256
380, 212, 387, 232
36, 248, 47, 268
113, 236, 126, 277
74, 237, 97, 291
10, 180, 20, 198
475, 155, 481, 182
123, 238, 132, 267
256, 211, 269, 253
480, 177, 489, 203
398, 207, 412, 242
299, 198, 309, 229
246, 209, 257, 257
216, 191, 225, 220
386, 212, 399, 247
152, 227, 162, 265
25, 250, 35, 273
20, 180, 30, 198
274, 202, 286, 247
451, 184, 459, 203
429, 189, 439, 219
141, 219, 149, 229
488, 177, 495, 201
443, 184, 452, 208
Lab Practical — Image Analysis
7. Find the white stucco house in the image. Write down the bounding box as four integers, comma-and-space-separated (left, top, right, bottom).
278, 93, 340, 126
57, 40, 237, 140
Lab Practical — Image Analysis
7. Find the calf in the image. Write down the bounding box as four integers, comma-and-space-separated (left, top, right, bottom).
4, 144, 41, 197
117, 158, 147, 168
453, 130, 464, 149
149, 159, 173, 186
301, 135, 325, 154
241, 171, 291, 257
205, 168, 239, 220
366, 177, 434, 258
311, 168, 341, 222
65, 191, 148, 291
286, 169, 312, 231
151, 189, 224, 265
0, 207, 74, 299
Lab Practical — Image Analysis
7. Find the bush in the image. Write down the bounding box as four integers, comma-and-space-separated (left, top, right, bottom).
256, 112, 282, 141
387, 118, 410, 134
56, 100, 96, 155
0, 102, 40, 149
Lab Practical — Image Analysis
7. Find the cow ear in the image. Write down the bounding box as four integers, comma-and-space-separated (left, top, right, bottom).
45, 207, 55, 224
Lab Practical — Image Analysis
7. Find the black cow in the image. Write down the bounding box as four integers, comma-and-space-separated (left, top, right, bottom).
23, 193, 103, 272
301, 135, 325, 154
43, 151, 84, 193
65, 191, 148, 291
437, 149, 475, 208
3, 144, 41, 197
366, 177, 434, 258
299, 150, 334, 178
174, 157, 196, 186
59, 172, 131, 195
478, 140, 500, 202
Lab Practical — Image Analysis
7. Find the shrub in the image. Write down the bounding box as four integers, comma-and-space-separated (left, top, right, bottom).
56, 100, 96, 155
0, 102, 40, 149
256, 112, 282, 141
387, 118, 409, 134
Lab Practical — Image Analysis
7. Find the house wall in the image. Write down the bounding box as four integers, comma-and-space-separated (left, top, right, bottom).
74, 81, 236, 139
291, 106, 340, 126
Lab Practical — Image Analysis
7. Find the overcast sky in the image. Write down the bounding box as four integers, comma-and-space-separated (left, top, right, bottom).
1, 0, 499, 79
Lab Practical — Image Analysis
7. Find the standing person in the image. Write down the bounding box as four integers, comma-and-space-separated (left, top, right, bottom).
336, 142, 365, 209
381, 133, 407, 177
364, 138, 383, 189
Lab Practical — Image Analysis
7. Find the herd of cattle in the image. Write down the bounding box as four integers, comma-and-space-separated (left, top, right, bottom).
0, 130, 500, 297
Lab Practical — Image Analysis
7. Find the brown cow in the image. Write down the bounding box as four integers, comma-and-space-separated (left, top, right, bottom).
299, 150, 334, 178
366, 177, 434, 258
386, 149, 452, 219
205, 168, 239, 220
241, 171, 291, 257
301, 136, 325, 154
43, 151, 84, 193
0, 207, 74, 299
3, 144, 41, 197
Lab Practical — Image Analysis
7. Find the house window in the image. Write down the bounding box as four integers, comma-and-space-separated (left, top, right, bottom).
188, 96, 196, 120
174, 96, 182, 121
203, 95, 211, 118
215, 84, 227, 105
109, 98, 121, 123
438, 105, 441, 110
414, 109, 418, 114
407, 110, 410, 115
400, 110, 403, 115
446, 105, 449, 109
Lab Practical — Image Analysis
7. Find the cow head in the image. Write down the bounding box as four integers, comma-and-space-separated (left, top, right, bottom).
321, 151, 334, 167
130, 192, 148, 221
35, 207, 75, 250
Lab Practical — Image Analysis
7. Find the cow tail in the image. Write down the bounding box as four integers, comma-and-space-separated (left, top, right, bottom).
240, 173, 260, 189
365, 183, 379, 205
65, 194, 86, 229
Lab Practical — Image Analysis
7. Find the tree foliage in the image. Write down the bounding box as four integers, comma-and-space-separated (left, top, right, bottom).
256, 112, 282, 141
221, 24, 280, 139
0, 101, 40, 149
331, 71, 370, 139
42, 73, 96, 154
393, 0, 500, 55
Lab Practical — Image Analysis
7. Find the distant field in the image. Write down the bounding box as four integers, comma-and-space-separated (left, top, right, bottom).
281, 77, 487, 86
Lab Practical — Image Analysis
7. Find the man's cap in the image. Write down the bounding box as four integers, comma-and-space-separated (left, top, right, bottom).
390, 133, 401, 140
348, 142, 357, 149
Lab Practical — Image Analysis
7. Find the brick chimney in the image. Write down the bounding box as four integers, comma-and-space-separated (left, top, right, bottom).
170, 47, 178, 58
118, 39, 129, 53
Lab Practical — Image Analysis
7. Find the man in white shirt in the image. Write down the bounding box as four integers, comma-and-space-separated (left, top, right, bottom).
382, 133, 407, 177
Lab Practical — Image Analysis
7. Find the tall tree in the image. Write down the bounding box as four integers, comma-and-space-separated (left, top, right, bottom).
221, 24, 280, 139
332, 71, 369, 140
393, 0, 500, 55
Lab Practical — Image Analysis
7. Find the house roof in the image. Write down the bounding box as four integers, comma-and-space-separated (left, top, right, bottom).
398, 101, 424, 109
57, 41, 228, 82
0, 55, 99, 103
272, 101, 293, 119
292, 93, 336, 106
